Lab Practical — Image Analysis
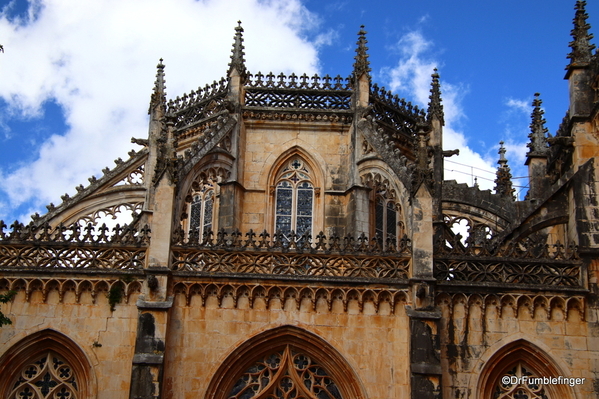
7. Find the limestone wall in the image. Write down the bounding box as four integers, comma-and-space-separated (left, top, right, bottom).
437, 292, 596, 399
0, 278, 141, 399
162, 282, 411, 399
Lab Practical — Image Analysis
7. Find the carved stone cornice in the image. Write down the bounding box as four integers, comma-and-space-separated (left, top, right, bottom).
172, 278, 408, 315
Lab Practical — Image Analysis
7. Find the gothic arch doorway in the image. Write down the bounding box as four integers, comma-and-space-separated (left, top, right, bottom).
476, 339, 576, 399
205, 325, 366, 399
0, 329, 96, 399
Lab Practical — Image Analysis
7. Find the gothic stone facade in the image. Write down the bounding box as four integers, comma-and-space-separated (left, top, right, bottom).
1, 4, 599, 399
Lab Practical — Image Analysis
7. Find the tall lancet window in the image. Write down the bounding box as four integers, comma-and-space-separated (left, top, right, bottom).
188, 183, 214, 240
274, 158, 314, 239
374, 187, 401, 249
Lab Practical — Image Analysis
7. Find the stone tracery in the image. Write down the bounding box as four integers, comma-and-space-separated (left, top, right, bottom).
274, 157, 315, 239
8, 351, 79, 399
228, 346, 343, 399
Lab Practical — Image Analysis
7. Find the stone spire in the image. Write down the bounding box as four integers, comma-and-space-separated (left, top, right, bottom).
527, 93, 549, 158
427, 68, 444, 125
494, 141, 516, 200
228, 21, 247, 78
353, 25, 371, 79
567, 1, 595, 69
149, 58, 166, 113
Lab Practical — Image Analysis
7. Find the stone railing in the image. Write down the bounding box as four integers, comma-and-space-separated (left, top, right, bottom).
167, 78, 228, 113
368, 84, 426, 158
0, 221, 149, 270
434, 239, 581, 287
168, 78, 229, 130
171, 229, 411, 280
370, 83, 426, 122
244, 72, 352, 111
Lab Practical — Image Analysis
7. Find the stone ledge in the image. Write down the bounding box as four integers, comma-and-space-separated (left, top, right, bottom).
136, 296, 174, 309
133, 353, 164, 365
405, 306, 442, 319
411, 363, 442, 375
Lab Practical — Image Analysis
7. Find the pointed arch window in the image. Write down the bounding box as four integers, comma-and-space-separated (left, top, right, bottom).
228, 346, 342, 399
274, 158, 314, 239
477, 342, 577, 399
8, 351, 79, 399
188, 182, 215, 240
374, 187, 402, 249
493, 362, 549, 399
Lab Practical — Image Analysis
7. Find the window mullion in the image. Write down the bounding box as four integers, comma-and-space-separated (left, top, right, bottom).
291, 182, 298, 233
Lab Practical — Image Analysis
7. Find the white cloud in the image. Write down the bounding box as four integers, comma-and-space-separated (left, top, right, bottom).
0, 0, 324, 221
382, 30, 498, 191
313, 29, 339, 49
506, 98, 530, 114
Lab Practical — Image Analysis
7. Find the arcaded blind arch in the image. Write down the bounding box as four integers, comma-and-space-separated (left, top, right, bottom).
205, 326, 366, 399
0, 330, 96, 399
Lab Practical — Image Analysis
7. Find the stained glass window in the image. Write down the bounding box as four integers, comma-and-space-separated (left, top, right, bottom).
188, 183, 215, 240
8, 352, 79, 399
274, 158, 314, 239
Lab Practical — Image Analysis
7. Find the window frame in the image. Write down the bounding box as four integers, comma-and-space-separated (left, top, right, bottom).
372, 186, 402, 250
187, 183, 215, 241
273, 158, 315, 240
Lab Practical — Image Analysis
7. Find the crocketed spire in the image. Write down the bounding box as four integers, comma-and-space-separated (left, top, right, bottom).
353, 25, 371, 78
149, 58, 166, 114
494, 141, 516, 200
527, 93, 549, 157
228, 21, 247, 77
427, 68, 444, 125
567, 1, 595, 68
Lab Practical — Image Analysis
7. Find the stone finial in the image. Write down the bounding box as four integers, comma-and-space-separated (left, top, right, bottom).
494, 141, 516, 200
228, 21, 247, 77
353, 25, 371, 78
527, 93, 549, 157
149, 58, 166, 113
427, 68, 444, 125
567, 1, 595, 68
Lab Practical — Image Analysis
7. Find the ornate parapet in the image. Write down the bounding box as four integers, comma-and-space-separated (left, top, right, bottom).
0, 221, 150, 270
171, 229, 411, 282
369, 83, 427, 160
242, 72, 354, 124
434, 239, 582, 288
168, 78, 229, 131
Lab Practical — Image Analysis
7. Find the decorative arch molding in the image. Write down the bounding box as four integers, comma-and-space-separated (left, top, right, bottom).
499, 216, 570, 249
178, 151, 234, 201
205, 325, 367, 399
0, 329, 97, 398
260, 144, 326, 190
474, 338, 578, 399
48, 190, 146, 227
357, 160, 409, 199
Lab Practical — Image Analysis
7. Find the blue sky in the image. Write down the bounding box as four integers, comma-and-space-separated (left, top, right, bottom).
0, 0, 597, 223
